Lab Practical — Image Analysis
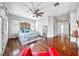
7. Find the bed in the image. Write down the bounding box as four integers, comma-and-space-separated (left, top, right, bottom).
18, 29, 40, 45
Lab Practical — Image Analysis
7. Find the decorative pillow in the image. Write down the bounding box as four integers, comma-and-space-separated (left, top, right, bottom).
21, 28, 29, 33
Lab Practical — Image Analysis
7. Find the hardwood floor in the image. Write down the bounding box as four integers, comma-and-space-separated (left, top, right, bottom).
3, 37, 36, 56
3, 35, 79, 56
3, 37, 23, 56
32, 36, 78, 56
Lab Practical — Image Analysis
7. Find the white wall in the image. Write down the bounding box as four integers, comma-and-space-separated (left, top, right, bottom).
70, 10, 77, 30
36, 16, 54, 37
48, 16, 54, 37
77, 6, 79, 20
8, 13, 36, 38
36, 17, 48, 36
8, 19, 20, 38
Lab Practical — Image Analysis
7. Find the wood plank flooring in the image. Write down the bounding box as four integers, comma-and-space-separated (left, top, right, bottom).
3, 36, 79, 56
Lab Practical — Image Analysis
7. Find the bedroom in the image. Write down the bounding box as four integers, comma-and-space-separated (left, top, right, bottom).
0, 2, 79, 56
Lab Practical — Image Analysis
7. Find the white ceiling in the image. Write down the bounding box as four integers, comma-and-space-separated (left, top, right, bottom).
3, 2, 79, 20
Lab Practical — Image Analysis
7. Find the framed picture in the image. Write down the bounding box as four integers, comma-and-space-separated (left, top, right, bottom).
20, 22, 30, 29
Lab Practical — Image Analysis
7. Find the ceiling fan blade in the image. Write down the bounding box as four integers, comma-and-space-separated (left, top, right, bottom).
35, 9, 39, 14
29, 8, 34, 13
37, 12, 44, 14
37, 14, 43, 17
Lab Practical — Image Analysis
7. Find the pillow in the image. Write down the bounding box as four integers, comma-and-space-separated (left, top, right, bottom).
21, 28, 29, 33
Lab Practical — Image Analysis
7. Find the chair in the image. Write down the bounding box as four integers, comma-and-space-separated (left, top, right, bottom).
19, 48, 59, 56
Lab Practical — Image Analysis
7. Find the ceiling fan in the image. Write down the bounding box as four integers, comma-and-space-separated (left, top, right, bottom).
29, 8, 44, 18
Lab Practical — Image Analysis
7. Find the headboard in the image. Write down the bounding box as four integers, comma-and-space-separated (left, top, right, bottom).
20, 22, 30, 29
